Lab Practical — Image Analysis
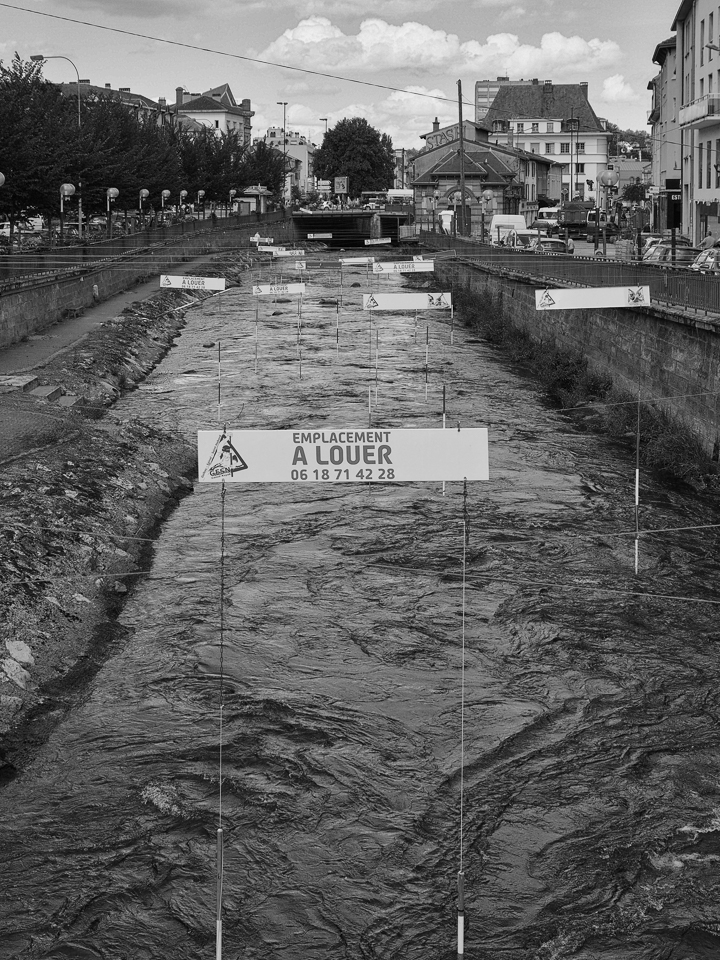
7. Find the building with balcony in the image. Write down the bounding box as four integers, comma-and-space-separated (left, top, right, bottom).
482, 81, 611, 204
672, 0, 720, 240
262, 128, 317, 199
647, 36, 682, 231
174, 85, 254, 143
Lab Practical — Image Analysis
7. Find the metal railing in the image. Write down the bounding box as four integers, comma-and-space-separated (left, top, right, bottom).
422, 232, 720, 317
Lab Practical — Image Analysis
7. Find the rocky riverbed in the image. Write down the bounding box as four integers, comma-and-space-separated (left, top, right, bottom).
0, 256, 250, 780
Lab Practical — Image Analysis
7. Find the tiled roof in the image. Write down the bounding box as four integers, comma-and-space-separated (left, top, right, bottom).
652, 36, 676, 65
204, 84, 236, 106
64, 83, 158, 109
413, 147, 517, 186
484, 84, 607, 133
179, 95, 249, 117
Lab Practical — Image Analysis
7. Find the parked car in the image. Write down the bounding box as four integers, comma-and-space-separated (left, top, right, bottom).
530, 237, 573, 255
643, 242, 700, 265
691, 247, 720, 273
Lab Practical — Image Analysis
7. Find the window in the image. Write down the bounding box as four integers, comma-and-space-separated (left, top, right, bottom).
545, 143, 555, 153
531, 161, 536, 176
575, 163, 585, 174
546, 122, 554, 133
531, 122, 539, 133
530, 142, 540, 153
516, 122, 524, 133
576, 142, 585, 153
699, 141, 704, 188
711, 74, 715, 93
711, 12, 715, 58
716, 139, 720, 187
702, 20, 706, 65
708, 140, 713, 188
701, 78, 705, 97
560, 142, 570, 153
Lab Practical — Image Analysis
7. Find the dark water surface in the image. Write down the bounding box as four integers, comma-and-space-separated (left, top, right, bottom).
2, 250, 720, 959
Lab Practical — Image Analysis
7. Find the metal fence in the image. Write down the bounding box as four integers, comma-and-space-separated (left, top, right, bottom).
421, 232, 720, 318
0, 211, 287, 290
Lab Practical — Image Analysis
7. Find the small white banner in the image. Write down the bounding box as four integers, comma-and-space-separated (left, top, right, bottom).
363, 292, 452, 311
160, 275, 226, 291
340, 257, 375, 266
308, 233, 332, 239
250, 235, 273, 244
253, 282, 306, 296
365, 237, 392, 246
198, 428, 489, 483
273, 249, 306, 258
535, 286, 651, 311
293, 261, 307, 271
258, 245, 283, 252
372, 260, 435, 274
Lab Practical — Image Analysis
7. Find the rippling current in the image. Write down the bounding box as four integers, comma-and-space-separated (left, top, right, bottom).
2, 248, 720, 960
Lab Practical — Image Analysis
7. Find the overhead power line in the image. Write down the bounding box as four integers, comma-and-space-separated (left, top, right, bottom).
0, 1, 466, 107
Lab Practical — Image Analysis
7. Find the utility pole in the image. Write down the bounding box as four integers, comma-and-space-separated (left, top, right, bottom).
457, 80, 466, 236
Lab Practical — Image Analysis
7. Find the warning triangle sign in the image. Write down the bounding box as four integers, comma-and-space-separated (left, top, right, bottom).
161, 275, 173, 286
627, 286, 646, 304
366, 294, 379, 308
201, 431, 249, 479
538, 290, 555, 308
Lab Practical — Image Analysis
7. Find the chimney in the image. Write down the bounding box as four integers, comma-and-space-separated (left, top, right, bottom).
158, 97, 167, 109
432, 117, 440, 131
79, 79, 90, 84
105, 83, 111, 89
532, 78, 539, 84
176, 86, 184, 107
580, 81, 589, 99
119, 87, 130, 93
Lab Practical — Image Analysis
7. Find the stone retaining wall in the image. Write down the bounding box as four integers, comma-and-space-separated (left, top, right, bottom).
437, 258, 720, 458
0, 219, 295, 349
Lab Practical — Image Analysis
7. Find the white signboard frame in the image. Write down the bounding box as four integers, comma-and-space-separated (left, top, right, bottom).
253, 282, 306, 296
161, 275, 226, 291
258, 245, 283, 253
535, 286, 651, 310
340, 257, 375, 266
372, 260, 435, 274
365, 237, 392, 246
308, 233, 332, 239
363, 292, 452, 311
198, 428, 488, 483
273, 249, 306, 258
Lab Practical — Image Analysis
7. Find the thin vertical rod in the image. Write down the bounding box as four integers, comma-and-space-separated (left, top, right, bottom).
635, 394, 641, 575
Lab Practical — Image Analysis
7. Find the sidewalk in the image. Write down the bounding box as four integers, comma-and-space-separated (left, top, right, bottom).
0, 255, 217, 465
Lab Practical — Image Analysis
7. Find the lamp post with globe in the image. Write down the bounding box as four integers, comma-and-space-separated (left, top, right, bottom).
106, 187, 119, 239
480, 189, 494, 242
59, 182, 75, 244
598, 169, 620, 255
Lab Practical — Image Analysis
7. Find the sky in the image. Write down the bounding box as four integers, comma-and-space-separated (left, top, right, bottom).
0, 0, 682, 150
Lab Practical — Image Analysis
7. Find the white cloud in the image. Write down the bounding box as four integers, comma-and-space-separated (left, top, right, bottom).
600, 74, 639, 103
275, 0, 452, 14
258, 18, 621, 80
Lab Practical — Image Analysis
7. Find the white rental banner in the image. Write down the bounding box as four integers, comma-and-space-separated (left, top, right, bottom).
308, 233, 332, 239
273, 248, 306, 257
372, 260, 435, 274
258, 245, 283, 252
340, 257, 375, 265
535, 286, 651, 310
198, 428, 489, 483
364, 237, 392, 245
363, 292, 452, 311
253, 282, 306, 296
160, 275, 226, 291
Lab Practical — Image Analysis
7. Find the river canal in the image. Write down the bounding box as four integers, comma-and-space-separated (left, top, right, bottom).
2, 247, 720, 959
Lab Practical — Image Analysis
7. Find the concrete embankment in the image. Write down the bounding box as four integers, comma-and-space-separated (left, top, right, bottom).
0, 253, 251, 780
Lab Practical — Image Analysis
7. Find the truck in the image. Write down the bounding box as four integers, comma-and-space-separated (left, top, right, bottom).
557, 201, 594, 239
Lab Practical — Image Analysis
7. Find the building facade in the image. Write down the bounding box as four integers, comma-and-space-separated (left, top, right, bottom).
673, 0, 720, 241
174, 86, 254, 143
263, 128, 317, 200
412, 117, 560, 233
482, 82, 611, 204
647, 37, 683, 231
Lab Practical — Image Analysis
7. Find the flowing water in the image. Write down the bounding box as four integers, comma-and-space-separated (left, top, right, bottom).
2, 250, 720, 960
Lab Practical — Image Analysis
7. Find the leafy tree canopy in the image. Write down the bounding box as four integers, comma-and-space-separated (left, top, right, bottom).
313, 117, 394, 198
606, 122, 652, 162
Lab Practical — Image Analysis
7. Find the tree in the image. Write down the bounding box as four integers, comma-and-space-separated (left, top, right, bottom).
237, 141, 285, 198
606, 122, 652, 161
313, 117, 394, 198
622, 180, 647, 203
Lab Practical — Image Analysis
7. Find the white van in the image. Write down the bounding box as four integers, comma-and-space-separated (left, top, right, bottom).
530, 206, 560, 234
489, 215, 527, 245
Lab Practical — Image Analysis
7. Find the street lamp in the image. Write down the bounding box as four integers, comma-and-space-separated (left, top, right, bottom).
277, 101, 288, 208
319, 117, 328, 135
481, 188, 494, 242
229, 188, 237, 217
138, 188, 149, 228
598, 169, 620, 255
197, 189, 205, 218
106, 187, 119, 238
59, 183, 75, 243
32, 54, 84, 239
